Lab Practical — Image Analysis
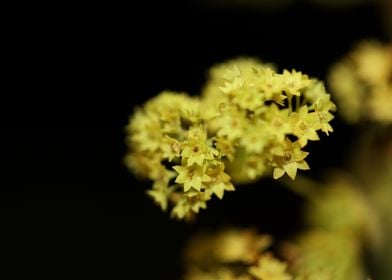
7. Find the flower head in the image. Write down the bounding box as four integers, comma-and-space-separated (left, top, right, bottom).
125, 57, 335, 219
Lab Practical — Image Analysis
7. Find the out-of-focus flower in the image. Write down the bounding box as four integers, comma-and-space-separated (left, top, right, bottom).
183, 228, 292, 280
348, 128, 392, 279
249, 254, 292, 280
291, 230, 366, 280
328, 40, 392, 124
277, 172, 382, 279
183, 228, 357, 280
184, 228, 272, 265
305, 175, 382, 246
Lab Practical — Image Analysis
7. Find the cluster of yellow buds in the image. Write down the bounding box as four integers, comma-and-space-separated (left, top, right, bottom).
125, 58, 336, 220
328, 40, 392, 124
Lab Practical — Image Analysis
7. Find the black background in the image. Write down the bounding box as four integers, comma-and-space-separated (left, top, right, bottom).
3, 1, 387, 279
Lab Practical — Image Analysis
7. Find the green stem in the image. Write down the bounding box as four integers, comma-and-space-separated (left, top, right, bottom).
279, 174, 319, 199
288, 95, 293, 112
296, 95, 300, 111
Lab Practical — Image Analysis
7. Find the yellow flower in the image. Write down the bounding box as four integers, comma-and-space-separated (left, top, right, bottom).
227, 151, 268, 184
203, 57, 334, 182
240, 122, 269, 154
243, 154, 268, 181
171, 197, 191, 220
205, 162, 235, 199
328, 40, 392, 124
147, 185, 171, 211
328, 62, 363, 123
180, 125, 219, 166
129, 115, 162, 152
171, 191, 211, 219
219, 75, 245, 96
214, 136, 236, 161
181, 144, 208, 166
183, 228, 273, 266
148, 163, 177, 183
160, 136, 181, 161
181, 99, 204, 124
289, 106, 320, 147
264, 104, 291, 142
368, 84, 392, 123
315, 110, 334, 136
216, 113, 247, 141
271, 140, 310, 180
305, 83, 336, 135
124, 151, 162, 180
173, 164, 211, 192
188, 194, 209, 214
354, 41, 391, 85
259, 67, 287, 105
126, 57, 336, 219
280, 69, 311, 97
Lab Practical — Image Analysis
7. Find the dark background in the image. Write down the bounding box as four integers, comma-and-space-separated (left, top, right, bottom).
3, 1, 388, 279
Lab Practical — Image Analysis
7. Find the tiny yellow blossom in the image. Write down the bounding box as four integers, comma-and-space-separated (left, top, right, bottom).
147, 186, 171, 211
270, 140, 310, 180
171, 191, 211, 220
160, 135, 181, 162
205, 162, 235, 199
259, 67, 287, 104
214, 136, 237, 161
289, 106, 320, 147
264, 104, 291, 142
173, 164, 211, 192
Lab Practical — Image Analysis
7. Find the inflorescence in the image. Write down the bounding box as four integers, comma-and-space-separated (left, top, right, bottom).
125, 58, 336, 220
329, 40, 392, 124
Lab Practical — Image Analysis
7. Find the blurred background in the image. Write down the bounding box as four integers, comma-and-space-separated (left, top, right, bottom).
2, 0, 390, 279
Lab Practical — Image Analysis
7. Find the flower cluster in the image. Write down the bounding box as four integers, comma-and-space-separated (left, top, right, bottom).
125, 58, 336, 219
125, 92, 228, 220
203, 58, 335, 183
183, 228, 293, 280
328, 40, 392, 124
183, 228, 352, 280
